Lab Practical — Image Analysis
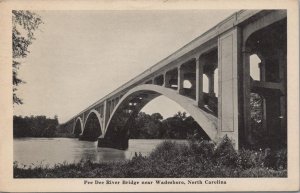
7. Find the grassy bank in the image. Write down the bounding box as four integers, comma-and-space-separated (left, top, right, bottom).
14, 137, 287, 178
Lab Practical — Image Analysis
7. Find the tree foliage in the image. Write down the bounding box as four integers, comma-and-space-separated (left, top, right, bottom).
12, 10, 43, 105
13, 115, 59, 137
129, 111, 209, 139
250, 93, 263, 123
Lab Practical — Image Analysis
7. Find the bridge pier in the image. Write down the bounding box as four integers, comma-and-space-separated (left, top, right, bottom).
217, 28, 240, 149
97, 137, 129, 150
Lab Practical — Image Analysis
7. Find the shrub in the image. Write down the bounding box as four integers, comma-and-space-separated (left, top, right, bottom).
240, 167, 287, 177
188, 139, 215, 158
149, 140, 187, 161
213, 135, 238, 167
237, 148, 265, 169
264, 148, 287, 170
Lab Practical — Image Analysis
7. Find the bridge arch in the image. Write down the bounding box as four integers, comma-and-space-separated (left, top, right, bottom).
81, 109, 103, 141
73, 117, 83, 137
104, 84, 218, 143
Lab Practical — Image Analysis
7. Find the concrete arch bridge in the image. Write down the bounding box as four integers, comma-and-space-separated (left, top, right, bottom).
63, 10, 287, 150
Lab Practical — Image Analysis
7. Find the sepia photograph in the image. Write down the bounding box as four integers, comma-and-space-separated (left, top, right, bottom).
0, 0, 299, 192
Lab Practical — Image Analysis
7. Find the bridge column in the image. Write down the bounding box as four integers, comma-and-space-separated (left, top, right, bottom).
177, 66, 184, 94
241, 46, 251, 144
102, 100, 109, 134
208, 71, 215, 97
196, 57, 204, 107
109, 100, 113, 117
217, 28, 240, 149
278, 51, 287, 138
164, 71, 171, 88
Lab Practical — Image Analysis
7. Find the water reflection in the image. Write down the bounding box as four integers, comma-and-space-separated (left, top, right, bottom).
96, 148, 126, 162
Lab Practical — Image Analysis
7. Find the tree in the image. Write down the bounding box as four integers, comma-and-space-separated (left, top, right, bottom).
13, 115, 59, 137
54, 115, 59, 125
12, 10, 43, 104
174, 111, 187, 120
150, 113, 163, 121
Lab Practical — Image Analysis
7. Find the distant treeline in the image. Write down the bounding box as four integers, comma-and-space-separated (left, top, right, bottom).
130, 112, 208, 139
14, 112, 207, 139
13, 115, 59, 138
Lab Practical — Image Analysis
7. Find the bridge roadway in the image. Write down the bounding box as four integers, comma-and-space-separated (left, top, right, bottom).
62, 10, 287, 150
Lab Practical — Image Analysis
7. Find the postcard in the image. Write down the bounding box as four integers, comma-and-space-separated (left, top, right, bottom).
0, 0, 299, 192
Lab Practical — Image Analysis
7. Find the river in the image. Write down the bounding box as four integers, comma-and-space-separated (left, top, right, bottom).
14, 138, 186, 168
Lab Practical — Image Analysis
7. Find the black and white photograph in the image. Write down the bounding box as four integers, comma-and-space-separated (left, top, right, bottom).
0, 0, 299, 192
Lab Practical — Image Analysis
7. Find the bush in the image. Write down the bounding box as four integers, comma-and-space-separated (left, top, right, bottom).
188, 139, 215, 158
264, 148, 287, 170
240, 167, 287, 177
149, 140, 183, 160
213, 135, 238, 167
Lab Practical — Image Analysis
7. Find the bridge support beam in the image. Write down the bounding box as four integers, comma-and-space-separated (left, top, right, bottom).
196, 58, 204, 107
164, 71, 170, 88
103, 100, 109, 131
217, 28, 240, 149
208, 71, 215, 97
177, 66, 184, 94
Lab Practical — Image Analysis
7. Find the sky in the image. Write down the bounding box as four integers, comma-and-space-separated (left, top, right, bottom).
13, 10, 237, 123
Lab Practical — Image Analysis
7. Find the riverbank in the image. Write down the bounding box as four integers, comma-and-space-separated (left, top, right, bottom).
14, 137, 287, 178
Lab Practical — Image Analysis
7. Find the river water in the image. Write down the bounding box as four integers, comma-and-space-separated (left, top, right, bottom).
14, 138, 186, 168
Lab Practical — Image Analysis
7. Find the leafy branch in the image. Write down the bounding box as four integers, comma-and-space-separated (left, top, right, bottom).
12, 10, 43, 105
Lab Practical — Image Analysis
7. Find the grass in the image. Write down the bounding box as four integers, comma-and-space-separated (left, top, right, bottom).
14, 136, 287, 178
